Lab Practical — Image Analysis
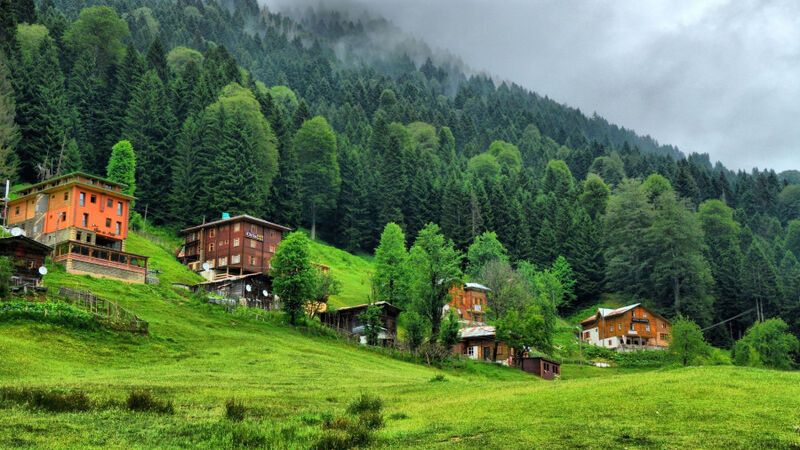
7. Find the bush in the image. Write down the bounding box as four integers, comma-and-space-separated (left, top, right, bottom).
126, 390, 174, 414
428, 374, 447, 382
733, 319, 799, 370
346, 393, 382, 415
225, 398, 247, 422
0, 387, 91, 412
0, 302, 99, 330
358, 410, 384, 430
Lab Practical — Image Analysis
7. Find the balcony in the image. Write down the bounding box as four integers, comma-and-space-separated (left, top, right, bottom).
54, 241, 148, 283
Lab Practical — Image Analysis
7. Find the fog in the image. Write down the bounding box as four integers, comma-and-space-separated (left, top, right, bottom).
267, 0, 800, 172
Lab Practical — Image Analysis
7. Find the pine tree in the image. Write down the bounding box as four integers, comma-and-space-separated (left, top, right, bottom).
0, 57, 19, 180
169, 115, 205, 227
146, 37, 168, 82
124, 70, 175, 222
294, 116, 340, 240
332, 145, 369, 251
67, 50, 103, 173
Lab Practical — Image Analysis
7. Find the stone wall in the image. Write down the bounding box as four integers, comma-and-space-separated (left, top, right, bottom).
66, 259, 145, 283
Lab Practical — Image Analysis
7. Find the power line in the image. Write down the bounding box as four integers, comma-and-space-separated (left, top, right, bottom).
701, 308, 756, 332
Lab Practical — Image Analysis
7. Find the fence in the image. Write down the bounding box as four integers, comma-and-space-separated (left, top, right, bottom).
56, 287, 149, 334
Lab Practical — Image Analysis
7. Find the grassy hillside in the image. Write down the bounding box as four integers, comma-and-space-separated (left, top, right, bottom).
1, 234, 799, 448
307, 237, 374, 309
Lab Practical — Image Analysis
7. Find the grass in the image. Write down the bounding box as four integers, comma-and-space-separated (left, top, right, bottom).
0, 233, 799, 447
307, 236, 374, 308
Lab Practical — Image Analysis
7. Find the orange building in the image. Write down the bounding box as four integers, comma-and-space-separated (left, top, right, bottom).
580, 303, 671, 351
447, 283, 490, 324
6, 172, 147, 283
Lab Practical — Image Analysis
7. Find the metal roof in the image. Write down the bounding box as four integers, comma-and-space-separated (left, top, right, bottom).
464, 282, 491, 292
181, 214, 292, 233
579, 303, 674, 326
459, 325, 495, 338
326, 301, 401, 315
0, 235, 53, 253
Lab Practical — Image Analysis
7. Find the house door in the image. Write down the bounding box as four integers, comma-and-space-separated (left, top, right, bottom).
483, 346, 491, 360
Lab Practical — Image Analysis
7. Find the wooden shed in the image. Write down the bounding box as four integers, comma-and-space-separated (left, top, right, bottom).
319, 302, 400, 346
0, 235, 52, 289
521, 356, 561, 380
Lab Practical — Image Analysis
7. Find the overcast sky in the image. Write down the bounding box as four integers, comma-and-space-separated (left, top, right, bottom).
269, 0, 800, 172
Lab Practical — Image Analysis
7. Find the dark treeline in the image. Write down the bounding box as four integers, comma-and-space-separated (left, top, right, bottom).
1, 0, 799, 347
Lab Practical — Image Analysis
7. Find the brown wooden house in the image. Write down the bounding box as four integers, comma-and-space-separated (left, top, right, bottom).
319, 302, 401, 346
180, 214, 291, 281
453, 325, 514, 363
447, 283, 490, 324
0, 235, 52, 288
581, 303, 671, 351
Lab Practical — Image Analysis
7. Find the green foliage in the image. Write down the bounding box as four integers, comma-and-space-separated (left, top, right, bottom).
225, 398, 247, 422
542, 160, 574, 197
0, 302, 99, 330
0, 387, 91, 412
272, 232, 315, 325
358, 305, 382, 346
15, 23, 49, 57
408, 223, 463, 339
668, 316, 711, 366
733, 319, 799, 370
106, 140, 135, 197
372, 223, 410, 308
294, 116, 340, 239
64, 6, 129, 74
165, 46, 203, 72
580, 173, 610, 219
466, 231, 509, 279
403, 311, 428, 351
438, 311, 460, 348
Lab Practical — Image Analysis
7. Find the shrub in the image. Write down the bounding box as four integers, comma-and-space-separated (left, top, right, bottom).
428, 374, 447, 382
0, 387, 91, 412
733, 319, 799, 370
126, 390, 174, 414
346, 393, 382, 415
358, 410, 384, 430
225, 398, 247, 422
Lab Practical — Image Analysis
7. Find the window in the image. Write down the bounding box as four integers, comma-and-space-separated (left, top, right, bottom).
270, 230, 275, 237
618, 323, 621, 330
82, 213, 88, 227
206, 260, 214, 268
60, 212, 66, 221
90, 194, 96, 204
250, 224, 257, 233
661, 333, 668, 340
232, 254, 240, 264
467, 346, 475, 356
233, 238, 240, 247
116, 222, 121, 235
631, 310, 635, 318
643, 312, 647, 318
64, 192, 69, 201
234, 223, 240, 232
209, 229, 215, 238
269, 245, 275, 253
14, 206, 19, 215
219, 257, 227, 266
662, 323, 667, 329
79, 192, 86, 206
85, 233, 90, 242
106, 218, 111, 227
630, 323, 635, 331
76, 232, 82, 241
609, 325, 613, 333
583, 331, 589, 339
33, 224, 38, 233
219, 241, 224, 247
208, 243, 215, 251
117, 202, 122, 215
646, 325, 651, 332
250, 256, 257, 265
107, 199, 113, 207
250, 239, 257, 248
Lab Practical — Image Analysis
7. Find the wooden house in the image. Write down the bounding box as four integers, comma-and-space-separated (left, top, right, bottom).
0, 235, 51, 288
319, 302, 400, 346
580, 303, 671, 351
191, 273, 276, 310
447, 282, 490, 324
520, 357, 561, 380
180, 214, 290, 281
453, 325, 514, 362
6, 172, 147, 283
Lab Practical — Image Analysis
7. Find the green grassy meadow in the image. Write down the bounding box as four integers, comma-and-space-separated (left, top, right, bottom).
1, 233, 799, 448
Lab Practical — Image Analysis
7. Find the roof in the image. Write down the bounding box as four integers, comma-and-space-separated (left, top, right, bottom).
325, 301, 401, 315
11, 172, 134, 201
0, 235, 52, 253
459, 325, 495, 339
464, 282, 491, 292
192, 272, 266, 287
181, 214, 292, 233
580, 303, 670, 325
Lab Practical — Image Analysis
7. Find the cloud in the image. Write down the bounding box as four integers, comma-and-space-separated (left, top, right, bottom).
267, 0, 800, 171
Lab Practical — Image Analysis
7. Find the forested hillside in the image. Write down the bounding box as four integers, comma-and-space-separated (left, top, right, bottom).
1, 0, 799, 348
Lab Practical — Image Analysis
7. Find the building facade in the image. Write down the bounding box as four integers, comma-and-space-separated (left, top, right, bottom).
6, 173, 147, 283
454, 325, 514, 362
180, 215, 290, 281
319, 302, 401, 346
447, 283, 490, 324
0, 236, 51, 288
580, 303, 671, 351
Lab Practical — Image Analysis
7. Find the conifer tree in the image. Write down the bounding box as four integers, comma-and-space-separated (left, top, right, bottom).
0, 58, 19, 180
294, 116, 340, 240
373, 223, 411, 308
106, 140, 135, 196
332, 145, 369, 251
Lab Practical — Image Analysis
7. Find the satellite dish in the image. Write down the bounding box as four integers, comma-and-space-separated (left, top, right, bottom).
38, 266, 48, 275
202, 262, 210, 271
262, 289, 269, 297
443, 304, 450, 312
10, 227, 23, 237
245, 284, 252, 292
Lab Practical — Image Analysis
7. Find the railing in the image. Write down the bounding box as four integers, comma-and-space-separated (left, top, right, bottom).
57, 287, 149, 334
53, 240, 148, 274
